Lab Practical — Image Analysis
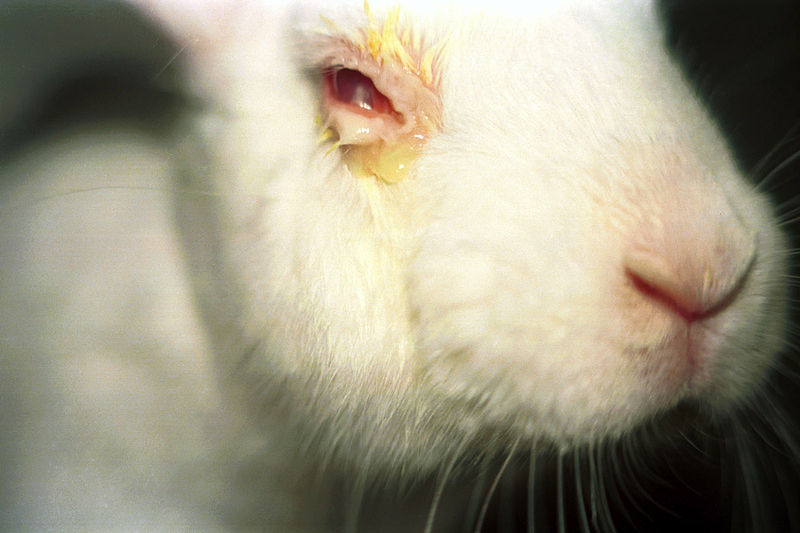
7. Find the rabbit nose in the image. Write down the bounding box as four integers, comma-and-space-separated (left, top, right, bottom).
623, 234, 755, 322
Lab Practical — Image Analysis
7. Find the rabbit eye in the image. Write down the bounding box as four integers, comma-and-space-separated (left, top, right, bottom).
325, 68, 396, 117
311, 9, 444, 184
320, 65, 421, 184
320, 66, 405, 148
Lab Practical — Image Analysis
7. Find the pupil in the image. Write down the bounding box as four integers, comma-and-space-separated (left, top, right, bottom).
334, 69, 376, 110
326, 68, 394, 115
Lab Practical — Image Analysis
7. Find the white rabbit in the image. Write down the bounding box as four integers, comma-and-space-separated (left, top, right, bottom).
1, 0, 794, 531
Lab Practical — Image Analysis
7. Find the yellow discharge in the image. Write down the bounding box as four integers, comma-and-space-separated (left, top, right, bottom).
362, 1, 445, 88
344, 140, 423, 184
322, 2, 446, 184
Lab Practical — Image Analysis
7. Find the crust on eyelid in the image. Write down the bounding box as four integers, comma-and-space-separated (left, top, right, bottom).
316, 42, 441, 134
319, 60, 438, 183
307, 3, 446, 183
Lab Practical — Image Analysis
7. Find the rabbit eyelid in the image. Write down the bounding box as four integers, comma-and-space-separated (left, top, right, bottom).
309, 5, 444, 184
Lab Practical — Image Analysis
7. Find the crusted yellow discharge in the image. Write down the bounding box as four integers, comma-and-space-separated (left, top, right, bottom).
420, 47, 437, 86
363, 0, 444, 86
322, 2, 447, 184
345, 141, 422, 184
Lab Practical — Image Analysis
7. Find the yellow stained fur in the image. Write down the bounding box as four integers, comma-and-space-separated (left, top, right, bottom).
320, 2, 446, 184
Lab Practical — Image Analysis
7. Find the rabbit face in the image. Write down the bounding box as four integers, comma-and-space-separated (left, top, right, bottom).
135, 0, 788, 472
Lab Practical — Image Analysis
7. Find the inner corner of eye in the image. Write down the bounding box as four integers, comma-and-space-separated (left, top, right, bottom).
323, 67, 396, 117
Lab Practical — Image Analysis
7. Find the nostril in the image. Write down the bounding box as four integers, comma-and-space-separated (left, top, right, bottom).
623, 247, 752, 323
625, 265, 701, 322
624, 250, 705, 321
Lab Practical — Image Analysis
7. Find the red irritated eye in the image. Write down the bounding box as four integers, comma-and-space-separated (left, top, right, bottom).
324, 68, 396, 116
317, 58, 441, 183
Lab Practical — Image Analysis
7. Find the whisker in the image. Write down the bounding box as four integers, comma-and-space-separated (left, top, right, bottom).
594, 444, 619, 533
731, 424, 768, 531
749, 391, 800, 460
344, 477, 365, 533
343, 433, 383, 533
617, 433, 660, 516
604, 441, 639, 528
463, 459, 490, 532
752, 124, 800, 191
473, 438, 519, 533
573, 451, 591, 533
556, 450, 565, 533
777, 214, 800, 229
527, 440, 537, 533
151, 44, 189, 82
424, 438, 466, 533
12, 184, 266, 211
588, 444, 601, 530
756, 147, 800, 192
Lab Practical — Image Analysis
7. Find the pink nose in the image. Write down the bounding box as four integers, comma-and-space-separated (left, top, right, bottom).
624, 244, 754, 323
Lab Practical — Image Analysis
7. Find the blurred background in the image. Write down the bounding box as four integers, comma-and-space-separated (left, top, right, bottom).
0, 0, 182, 156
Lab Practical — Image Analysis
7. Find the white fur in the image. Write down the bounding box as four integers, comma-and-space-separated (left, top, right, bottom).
1, 0, 789, 530
146, 0, 786, 453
